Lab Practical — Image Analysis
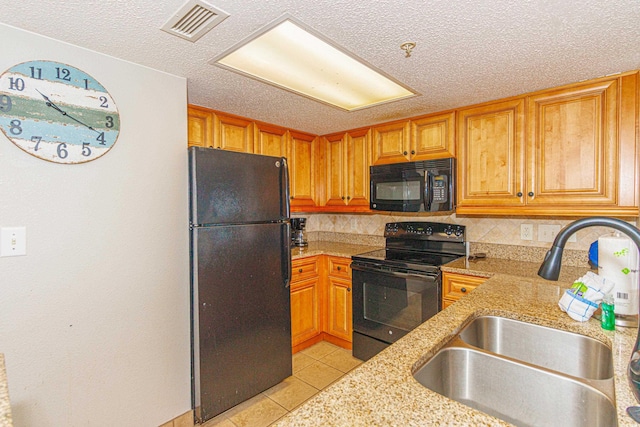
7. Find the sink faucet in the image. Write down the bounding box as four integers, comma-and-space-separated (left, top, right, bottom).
537, 216, 640, 403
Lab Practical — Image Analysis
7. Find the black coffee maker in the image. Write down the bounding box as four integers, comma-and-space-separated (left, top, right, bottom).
290, 218, 308, 247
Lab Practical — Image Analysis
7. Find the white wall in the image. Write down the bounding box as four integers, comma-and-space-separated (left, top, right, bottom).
0, 24, 191, 426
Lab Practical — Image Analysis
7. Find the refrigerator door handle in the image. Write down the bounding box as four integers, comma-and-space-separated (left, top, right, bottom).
282, 223, 292, 288
281, 157, 291, 219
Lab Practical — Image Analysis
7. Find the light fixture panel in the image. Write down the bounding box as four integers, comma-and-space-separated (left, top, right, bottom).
210, 15, 416, 111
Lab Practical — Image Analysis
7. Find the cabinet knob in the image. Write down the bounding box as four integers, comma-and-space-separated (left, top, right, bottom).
290, 196, 294, 199
346, 196, 351, 200
347, 288, 351, 292
341, 196, 345, 200
298, 268, 303, 273
337, 266, 341, 271
403, 151, 408, 155
517, 192, 523, 197
461, 287, 467, 293
528, 192, 534, 197
411, 150, 415, 155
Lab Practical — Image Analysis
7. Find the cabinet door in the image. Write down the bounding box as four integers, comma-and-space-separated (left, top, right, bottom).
322, 133, 347, 207
345, 129, 370, 207
289, 131, 317, 210
526, 79, 618, 207
410, 111, 455, 160
371, 121, 411, 165
213, 113, 254, 153
290, 277, 321, 347
254, 123, 288, 157
326, 276, 352, 342
187, 106, 213, 147
456, 98, 526, 212
441, 271, 487, 308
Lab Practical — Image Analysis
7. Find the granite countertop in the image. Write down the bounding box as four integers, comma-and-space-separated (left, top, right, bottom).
291, 241, 380, 260
442, 256, 591, 284
273, 260, 638, 426
0, 355, 12, 427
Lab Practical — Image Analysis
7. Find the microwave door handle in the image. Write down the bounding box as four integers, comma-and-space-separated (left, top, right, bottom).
425, 172, 433, 211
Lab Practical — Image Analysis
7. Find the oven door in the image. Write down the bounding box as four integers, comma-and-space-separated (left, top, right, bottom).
351, 263, 440, 345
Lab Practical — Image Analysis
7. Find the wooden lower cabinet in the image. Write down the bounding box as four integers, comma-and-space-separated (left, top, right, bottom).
324, 256, 353, 348
290, 276, 322, 351
290, 255, 353, 353
442, 271, 487, 309
290, 257, 322, 353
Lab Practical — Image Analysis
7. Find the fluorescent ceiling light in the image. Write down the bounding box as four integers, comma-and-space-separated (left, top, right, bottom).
210, 15, 416, 111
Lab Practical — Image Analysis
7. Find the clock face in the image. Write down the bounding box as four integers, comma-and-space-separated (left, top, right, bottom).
0, 60, 120, 164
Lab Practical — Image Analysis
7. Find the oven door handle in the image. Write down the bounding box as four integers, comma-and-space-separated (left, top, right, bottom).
351, 264, 437, 280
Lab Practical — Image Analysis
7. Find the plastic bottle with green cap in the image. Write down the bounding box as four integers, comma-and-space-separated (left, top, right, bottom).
601, 293, 615, 331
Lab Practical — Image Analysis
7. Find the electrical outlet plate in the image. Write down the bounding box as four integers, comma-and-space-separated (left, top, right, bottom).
0, 227, 26, 257
520, 224, 534, 241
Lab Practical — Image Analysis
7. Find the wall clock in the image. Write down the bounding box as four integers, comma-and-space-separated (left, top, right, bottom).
0, 60, 120, 164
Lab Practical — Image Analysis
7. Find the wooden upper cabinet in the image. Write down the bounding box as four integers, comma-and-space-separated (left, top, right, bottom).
371, 121, 411, 165
254, 122, 288, 157
526, 79, 617, 207
321, 129, 370, 210
345, 129, 370, 208
187, 106, 213, 147
457, 71, 639, 216
289, 131, 318, 210
410, 111, 456, 160
213, 113, 254, 153
322, 132, 347, 207
456, 98, 526, 211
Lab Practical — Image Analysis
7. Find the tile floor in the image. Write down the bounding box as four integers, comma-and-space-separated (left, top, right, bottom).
201, 341, 362, 427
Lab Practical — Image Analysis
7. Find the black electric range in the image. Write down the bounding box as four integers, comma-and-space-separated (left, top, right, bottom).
350, 221, 467, 361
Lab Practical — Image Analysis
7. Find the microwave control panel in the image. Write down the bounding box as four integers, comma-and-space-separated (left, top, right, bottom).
431, 175, 448, 203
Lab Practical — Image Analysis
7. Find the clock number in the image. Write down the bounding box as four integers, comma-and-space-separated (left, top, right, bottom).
9, 119, 22, 135
0, 95, 12, 112
96, 132, 106, 145
57, 142, 68, 159
83, 79, 90, 90
8, 77, 25, 91
31, 136, 42, 151
99, 96, 109, 108
105, 116, 114, 128
55, 67, 71, 81
82, 142, 92, 157
29, 67, 43, 79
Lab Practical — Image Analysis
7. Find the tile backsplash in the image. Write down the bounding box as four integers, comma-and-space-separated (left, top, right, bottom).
295, 212, 639, 252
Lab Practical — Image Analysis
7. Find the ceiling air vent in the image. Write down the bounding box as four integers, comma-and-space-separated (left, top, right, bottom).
162, 0, 229, 42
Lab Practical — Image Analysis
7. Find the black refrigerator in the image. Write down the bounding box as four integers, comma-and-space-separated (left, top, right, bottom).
188, 147, 292, 423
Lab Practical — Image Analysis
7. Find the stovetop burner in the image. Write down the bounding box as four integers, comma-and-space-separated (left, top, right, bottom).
352, 221, 467, 273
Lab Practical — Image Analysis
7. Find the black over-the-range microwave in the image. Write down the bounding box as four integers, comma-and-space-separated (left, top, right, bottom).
369, 158, 455, 212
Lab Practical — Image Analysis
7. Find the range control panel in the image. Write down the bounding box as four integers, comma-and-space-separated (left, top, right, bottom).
384, 221, 465, 242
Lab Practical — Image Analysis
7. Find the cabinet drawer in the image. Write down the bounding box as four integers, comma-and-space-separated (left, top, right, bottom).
442, 272, 487, 300
327, 256, 351, 279
292, 256, 320, 281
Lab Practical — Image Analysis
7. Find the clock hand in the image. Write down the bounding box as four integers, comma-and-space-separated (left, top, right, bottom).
35, 89, 66, 114
35, 89, 99, 133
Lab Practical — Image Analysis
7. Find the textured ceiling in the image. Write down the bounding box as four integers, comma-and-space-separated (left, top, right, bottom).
1, 0, 639, 135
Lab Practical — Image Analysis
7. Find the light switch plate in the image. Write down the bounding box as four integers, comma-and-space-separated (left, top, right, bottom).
0, 227, 26, 257
538, 224, 561, 242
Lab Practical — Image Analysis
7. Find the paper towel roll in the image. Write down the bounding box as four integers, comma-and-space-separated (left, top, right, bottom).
598, 232, 639, 316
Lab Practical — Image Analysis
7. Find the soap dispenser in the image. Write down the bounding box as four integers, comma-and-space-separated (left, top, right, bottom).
601, 293, 615, 331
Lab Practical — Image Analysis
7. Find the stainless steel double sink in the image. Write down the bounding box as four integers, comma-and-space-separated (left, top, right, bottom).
412, 315, 617, 427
